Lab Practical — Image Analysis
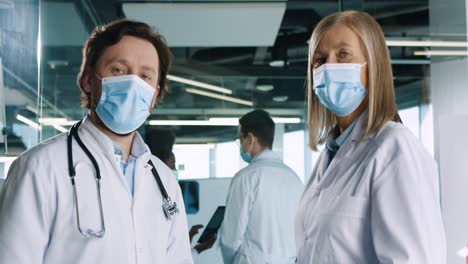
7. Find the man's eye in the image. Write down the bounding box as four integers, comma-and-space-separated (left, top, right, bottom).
142, 75, 152, 81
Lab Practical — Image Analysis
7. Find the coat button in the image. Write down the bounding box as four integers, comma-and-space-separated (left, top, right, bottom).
314, 185, 321, 196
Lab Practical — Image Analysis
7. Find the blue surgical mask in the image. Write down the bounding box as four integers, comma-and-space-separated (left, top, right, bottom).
240, 144, 252, 163
172, 170, 179, 180
312, 63, 367, 117
95, 75, 155, 134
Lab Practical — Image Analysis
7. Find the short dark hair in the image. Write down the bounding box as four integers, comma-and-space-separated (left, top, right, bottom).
77, 19, 173, 109
145, 127, 176, 164
239, 109, 275, 148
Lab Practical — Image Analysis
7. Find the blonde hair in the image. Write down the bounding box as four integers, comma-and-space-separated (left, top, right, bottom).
307, 11, 399, 151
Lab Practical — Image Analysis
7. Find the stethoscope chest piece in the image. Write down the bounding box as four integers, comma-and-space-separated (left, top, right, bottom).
147, 160, 179, 221
163, 197, 179, 220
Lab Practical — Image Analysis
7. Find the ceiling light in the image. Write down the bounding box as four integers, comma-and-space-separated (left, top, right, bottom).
25, 105, 38, 115
167, 74, 232, 94
0, 156, 16, 163
256, 84, 274, 92
48, 60, 69, 70
414, 50, 468, 56
386, 40, 468, 47
269, 60, 285, 67
209, 117, 301, 124
173, 144, 215, 150
39, 118, 77, 126
176, 137, 219, 144
186, 88, 254, 106
308, 39, 468, 48
207, 118, 238, 125
391, 59, 430, 65
149, 120, 234, 126
52, 125, 68, 133
271, 117, 301, 123
148, 117, 301, 126
16, 114, 40, 130
272, 95, 288, 102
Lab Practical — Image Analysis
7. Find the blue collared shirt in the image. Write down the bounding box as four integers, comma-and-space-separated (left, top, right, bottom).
114, 138, 148, 195
326, 117, 360, 167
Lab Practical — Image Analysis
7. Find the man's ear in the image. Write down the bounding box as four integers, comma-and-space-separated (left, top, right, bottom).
81, 69, 95, 93
247, 132, 256, 145
150, 85, 160, 109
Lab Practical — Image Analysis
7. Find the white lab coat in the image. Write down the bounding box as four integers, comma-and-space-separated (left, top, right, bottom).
295, 114, 446, 263
0, 116, 193, 264
220, 150, 304, 264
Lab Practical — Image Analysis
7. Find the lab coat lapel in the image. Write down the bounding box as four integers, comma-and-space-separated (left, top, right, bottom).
77, 116, 133, 200
78, 116, 118, 164
319, 113, 369, 184
313, 152, 330, 184
132, 154, 152, 203
130, 133, 152, 200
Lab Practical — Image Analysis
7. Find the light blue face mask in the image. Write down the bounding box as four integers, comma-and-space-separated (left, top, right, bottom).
95, 75, 155, 134
312, 63, 367, 117
172, 170, 179, 180
240, 144, 252, 163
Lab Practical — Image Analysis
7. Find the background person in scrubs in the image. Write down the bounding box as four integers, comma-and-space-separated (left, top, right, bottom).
295, 11, 446, 264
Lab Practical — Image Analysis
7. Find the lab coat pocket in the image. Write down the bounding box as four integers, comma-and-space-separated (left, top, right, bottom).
326, 195, 368, 219
318, 195, 371, 263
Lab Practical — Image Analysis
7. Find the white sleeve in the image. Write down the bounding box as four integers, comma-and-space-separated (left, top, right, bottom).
191, 248, 199, 263
219, 172, 258, 264
0, 155, 53, 264
166, 182, 194, 264
370, 144, 446, 264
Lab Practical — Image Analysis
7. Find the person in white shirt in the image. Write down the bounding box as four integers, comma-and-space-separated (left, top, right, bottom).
295, 10, 446, 264
219, 109, 304, 264
0, 19, 193, 264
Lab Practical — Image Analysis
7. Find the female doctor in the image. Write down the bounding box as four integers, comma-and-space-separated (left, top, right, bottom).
0, 20, 193, 264
295, 11, 446, 263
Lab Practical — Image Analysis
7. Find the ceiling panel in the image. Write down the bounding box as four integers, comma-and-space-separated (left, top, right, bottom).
123, 2, 287, 47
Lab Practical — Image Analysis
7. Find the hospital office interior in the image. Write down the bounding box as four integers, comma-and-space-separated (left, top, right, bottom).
0, 0, 467, 263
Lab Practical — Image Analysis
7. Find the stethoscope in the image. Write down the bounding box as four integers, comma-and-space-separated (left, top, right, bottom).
67, 120, 179, 238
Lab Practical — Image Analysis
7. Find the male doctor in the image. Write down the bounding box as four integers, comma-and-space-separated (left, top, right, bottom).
219, 109, 304, 264
0, 19, 193, 264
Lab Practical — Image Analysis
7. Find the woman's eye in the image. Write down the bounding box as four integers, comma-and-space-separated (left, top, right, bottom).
338, 51, 350, 59
313, 58, 326, 68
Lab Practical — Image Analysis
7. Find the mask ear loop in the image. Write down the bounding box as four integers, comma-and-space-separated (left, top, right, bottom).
95, 73, 103, 81
361, 62, 368, 67
245, 133, 256, 154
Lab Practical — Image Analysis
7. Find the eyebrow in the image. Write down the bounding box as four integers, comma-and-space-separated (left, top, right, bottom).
141, 65, 158, 74
314, 41, 353, 55
104, 58, 157, 74
333, 41, 352, 49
